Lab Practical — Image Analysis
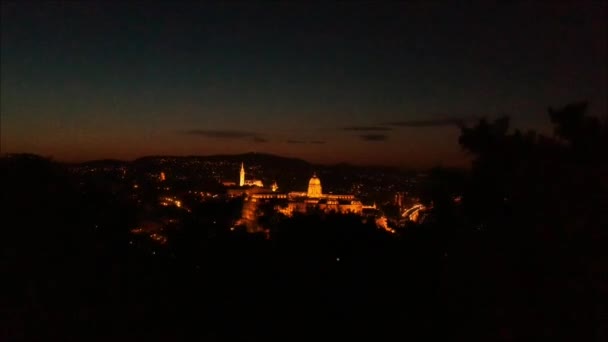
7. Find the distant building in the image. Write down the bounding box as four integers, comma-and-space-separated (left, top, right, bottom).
233, 171, 366, 232
248, 174, 363, 219
307, 173, 322, 198
239, 162, 245, 186
240, 162, 264, 187
225, 162, 265, 197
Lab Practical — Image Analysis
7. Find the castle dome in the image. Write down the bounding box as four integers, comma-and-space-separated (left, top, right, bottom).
307, 173, 322, 198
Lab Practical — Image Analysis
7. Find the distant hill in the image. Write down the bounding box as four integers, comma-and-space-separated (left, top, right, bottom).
132, 152, 311, 171
4, 152, 411, 174
71, 159, 130, 168
134, 152, 309, 166
1, 152, 418, 196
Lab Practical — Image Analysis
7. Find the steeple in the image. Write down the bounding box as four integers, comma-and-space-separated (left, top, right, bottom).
239, 162, 245, 187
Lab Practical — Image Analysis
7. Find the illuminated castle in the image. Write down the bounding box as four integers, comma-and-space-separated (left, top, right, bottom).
248, 173, 362, 217
238, 172, 365, 232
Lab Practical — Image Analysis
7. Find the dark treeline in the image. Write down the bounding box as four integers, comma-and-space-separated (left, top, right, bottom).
2, 102, 606, 341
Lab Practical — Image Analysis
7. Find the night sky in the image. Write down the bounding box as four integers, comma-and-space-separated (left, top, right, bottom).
1, 2, 606, 167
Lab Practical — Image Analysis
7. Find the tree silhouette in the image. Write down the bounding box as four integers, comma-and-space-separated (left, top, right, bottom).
459, 102, 607, 232
456, 102, 608, 341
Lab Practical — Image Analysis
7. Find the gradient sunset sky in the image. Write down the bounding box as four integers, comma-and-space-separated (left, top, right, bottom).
1, 2, 606, 167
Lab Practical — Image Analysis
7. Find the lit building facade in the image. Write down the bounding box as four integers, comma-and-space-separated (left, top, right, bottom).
239, 162, 264, 187
234, 171, 364, 232
307, 174, 322, 198
239, 162, 245, 186
250, 174, 363, 217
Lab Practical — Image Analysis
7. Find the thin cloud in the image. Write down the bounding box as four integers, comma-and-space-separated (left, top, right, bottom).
286, 139, 306, 144
182, 129, 269, 143
183, 129, 258, 138
252, 136, 268, 143
383, 118, 470, 127
309, 140, 326, 144
342, 126, 392, 132
360, 134, 389, 142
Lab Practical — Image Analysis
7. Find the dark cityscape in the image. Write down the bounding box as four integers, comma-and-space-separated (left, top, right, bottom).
2, 2, 607, 341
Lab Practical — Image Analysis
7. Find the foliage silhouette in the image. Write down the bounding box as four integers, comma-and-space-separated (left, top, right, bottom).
456, 102, 607, 341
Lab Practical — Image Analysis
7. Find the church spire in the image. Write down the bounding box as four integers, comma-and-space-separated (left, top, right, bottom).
239, 162, 245, 187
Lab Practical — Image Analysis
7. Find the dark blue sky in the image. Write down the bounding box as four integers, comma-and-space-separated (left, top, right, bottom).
1, 1, 606, 167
